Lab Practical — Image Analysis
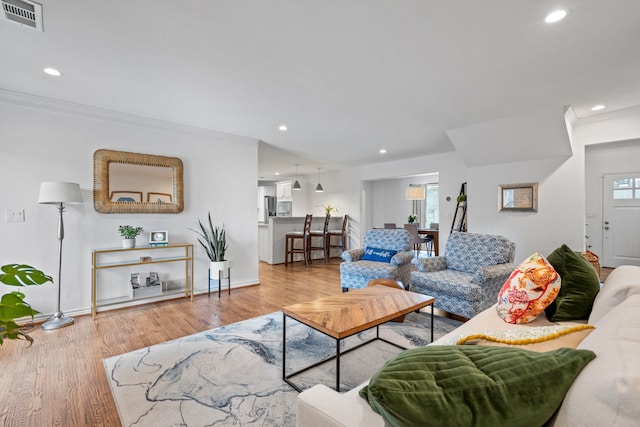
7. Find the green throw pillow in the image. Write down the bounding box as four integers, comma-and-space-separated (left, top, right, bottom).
359, 346, 595, 427
545, 244, 601, 321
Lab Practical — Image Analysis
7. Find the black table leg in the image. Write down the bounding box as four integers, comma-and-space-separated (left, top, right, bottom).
431, 304, 434, 342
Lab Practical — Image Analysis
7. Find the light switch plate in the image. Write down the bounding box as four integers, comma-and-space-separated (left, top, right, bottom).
6, 209, 25, 222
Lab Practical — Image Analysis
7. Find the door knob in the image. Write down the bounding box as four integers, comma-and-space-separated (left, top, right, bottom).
604, 226, 610, 230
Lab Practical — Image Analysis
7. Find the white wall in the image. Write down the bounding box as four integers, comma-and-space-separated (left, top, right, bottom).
368, 175, 438, 228
358, 151, 467, 250
0, 95, 258, 319
468, 155, 584, 262
584, 139, 640, 258
354, 108, 640, 264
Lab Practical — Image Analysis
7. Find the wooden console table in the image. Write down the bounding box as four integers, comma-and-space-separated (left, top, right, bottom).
91, 243, 193, 319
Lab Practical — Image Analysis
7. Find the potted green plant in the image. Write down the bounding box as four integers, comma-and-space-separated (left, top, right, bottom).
0, 264, 52, 345
457, 194, 467, 205
407, 214, 417, 224
191, 212, 229, 278
118, 225, 144, 248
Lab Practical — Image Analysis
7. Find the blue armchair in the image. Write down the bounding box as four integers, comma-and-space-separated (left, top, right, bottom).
340, 229, 414, 291
410, 232, 516, 319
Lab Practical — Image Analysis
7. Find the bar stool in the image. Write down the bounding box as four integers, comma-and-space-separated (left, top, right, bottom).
309, 214, 331, 263
285, 214, 313, 267
327, 215, 348, 258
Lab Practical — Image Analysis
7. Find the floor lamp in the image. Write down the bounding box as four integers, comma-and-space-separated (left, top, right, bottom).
38, 181, 83, 330
405, 185, 426, 225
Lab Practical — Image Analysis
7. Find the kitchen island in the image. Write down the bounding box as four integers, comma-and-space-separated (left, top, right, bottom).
259, 216, 344, 264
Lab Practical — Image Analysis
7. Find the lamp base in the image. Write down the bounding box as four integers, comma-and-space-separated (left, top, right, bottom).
41, 312, 74, 330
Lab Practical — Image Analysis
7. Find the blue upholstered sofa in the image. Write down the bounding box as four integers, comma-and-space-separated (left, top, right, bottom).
340, 229, 414, 291
410, 232, 516, 319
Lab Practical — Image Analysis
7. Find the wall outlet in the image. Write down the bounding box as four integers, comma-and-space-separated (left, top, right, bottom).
6, 209, 25, 222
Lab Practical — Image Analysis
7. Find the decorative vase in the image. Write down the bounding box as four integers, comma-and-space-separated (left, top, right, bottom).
122, 238, 136, 249
210, 260, 230, 279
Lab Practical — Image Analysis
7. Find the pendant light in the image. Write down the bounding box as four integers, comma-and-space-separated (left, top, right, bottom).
315, 167, 324, 192
293, 164, 301, 190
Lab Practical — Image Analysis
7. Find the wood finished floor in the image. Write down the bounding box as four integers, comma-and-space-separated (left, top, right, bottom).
1, 261, 615, 426
0, 259, 344, 427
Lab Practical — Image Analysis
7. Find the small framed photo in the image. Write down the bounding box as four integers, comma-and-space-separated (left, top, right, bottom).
147, 192, 172, 203
110, 191, 143, 203
150, 231, 169, 245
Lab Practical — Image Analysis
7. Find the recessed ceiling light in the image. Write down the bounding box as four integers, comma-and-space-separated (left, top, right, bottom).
43, 67, 62, 77
275, 172, 280, 176
379, 149, 387, 154
545, 9, 567, 23
278, 125, 288, 131
591, 104, 606, 111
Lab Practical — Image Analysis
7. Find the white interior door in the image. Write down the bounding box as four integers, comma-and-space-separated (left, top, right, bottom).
602, 173, 640, 267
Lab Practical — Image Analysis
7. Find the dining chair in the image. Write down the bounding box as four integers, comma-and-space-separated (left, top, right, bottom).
285, 214, 313, 267
309, 214, 331, 263
383, 223, 397, 229
404, 223, 432, 257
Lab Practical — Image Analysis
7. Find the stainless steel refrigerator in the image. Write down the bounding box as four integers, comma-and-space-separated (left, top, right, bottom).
260, 196, 277, 222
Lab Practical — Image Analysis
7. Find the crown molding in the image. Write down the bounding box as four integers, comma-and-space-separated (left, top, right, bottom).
0, 88, 257, 143
573, 104, 640, 126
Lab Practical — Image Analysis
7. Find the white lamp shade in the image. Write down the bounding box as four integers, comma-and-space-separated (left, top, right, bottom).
38, 182, 83, 204
405, 186, 425, 200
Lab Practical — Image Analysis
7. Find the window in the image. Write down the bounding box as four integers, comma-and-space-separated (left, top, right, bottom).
613, 178, 640, 199
425, 183, 439, 227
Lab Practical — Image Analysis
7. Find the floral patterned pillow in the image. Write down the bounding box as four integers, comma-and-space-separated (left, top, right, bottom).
497, 253, 561, 324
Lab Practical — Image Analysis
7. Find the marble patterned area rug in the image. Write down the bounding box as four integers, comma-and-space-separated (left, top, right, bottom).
104, 311, 461, 427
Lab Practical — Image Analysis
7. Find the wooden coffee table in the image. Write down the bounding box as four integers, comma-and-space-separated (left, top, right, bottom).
282, 285, 435, 392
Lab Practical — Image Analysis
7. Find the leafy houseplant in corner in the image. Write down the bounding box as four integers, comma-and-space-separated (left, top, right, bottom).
408, 214, 417, 224
0, 264, 53, 345
119, 225, 144, 249
191, 212, 229, 278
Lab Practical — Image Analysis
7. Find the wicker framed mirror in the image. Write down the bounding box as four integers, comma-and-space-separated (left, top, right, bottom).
93, 149, 184, 214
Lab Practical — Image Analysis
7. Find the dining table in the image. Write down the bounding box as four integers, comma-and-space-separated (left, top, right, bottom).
418, 228, 439, 256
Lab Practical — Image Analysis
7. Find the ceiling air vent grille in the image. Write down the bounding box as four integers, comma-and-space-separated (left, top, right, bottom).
2, 0, 43, 31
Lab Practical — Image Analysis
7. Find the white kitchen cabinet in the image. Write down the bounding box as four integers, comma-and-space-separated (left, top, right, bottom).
276, 181, 292, 200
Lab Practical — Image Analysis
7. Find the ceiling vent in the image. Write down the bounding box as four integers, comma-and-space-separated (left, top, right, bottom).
2, 0, 43, 31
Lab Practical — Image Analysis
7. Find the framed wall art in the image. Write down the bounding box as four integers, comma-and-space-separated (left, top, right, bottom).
499, 182, 538, 212
110, 191, 143, 203
147, 192, 172, 203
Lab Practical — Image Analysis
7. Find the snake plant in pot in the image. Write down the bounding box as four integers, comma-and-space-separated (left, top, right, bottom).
0, 264, 53, 345
191, 212, 229, 278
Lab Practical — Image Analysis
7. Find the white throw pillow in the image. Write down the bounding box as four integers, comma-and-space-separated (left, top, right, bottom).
589, 265, 640, 324
551, 294, 640, 427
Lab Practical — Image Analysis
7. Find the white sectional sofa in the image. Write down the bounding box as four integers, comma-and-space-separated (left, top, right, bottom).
297, 265, 640, 427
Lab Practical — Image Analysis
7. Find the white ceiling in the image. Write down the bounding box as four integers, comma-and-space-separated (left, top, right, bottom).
2, 0, 640, 180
